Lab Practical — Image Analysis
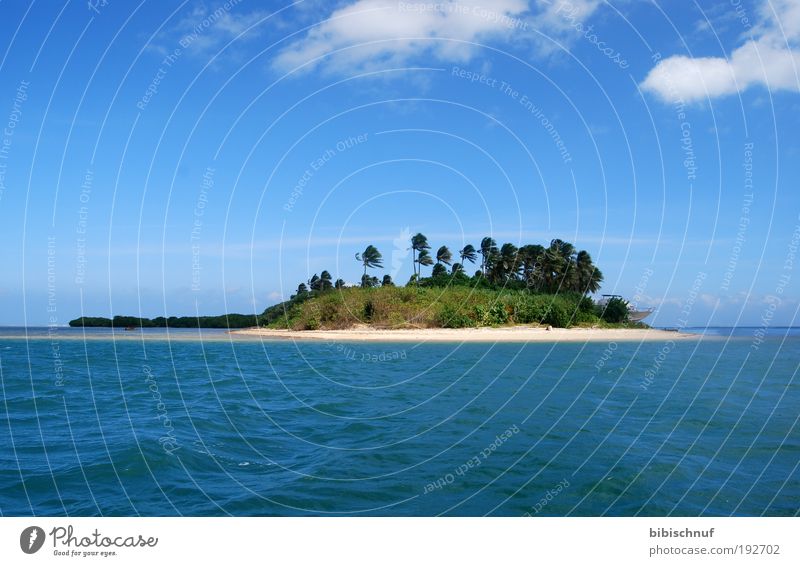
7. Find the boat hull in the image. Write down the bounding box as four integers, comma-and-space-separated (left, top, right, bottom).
628, 309, 653, 322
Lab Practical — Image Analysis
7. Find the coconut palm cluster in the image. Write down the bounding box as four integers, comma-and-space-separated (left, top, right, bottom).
296, 233, 603, 295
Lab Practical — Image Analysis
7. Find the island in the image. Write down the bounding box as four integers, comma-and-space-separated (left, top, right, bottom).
72, 234, 692, 342
68, 314, 259, 329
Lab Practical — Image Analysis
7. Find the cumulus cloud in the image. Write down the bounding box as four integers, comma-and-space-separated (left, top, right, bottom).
641, 0, 800, 102
272, 0, 603, 73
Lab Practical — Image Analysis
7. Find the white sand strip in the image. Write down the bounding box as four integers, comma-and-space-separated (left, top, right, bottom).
230, 326, 698, 343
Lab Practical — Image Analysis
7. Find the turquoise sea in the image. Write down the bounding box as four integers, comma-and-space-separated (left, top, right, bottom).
0, 327, 797, 516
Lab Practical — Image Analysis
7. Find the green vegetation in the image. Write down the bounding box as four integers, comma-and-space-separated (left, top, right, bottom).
260, 233, 639, 330
264, 286, 548, 330
261, 286, 641, 331
597, 296, 630, 324
68, 314, 258, 328
297, 234, 604, 295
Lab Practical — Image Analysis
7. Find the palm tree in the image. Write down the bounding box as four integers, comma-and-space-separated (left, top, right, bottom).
519, 244, 544, 289
479, 237, 498, 274
555, 239, 577, 290
540, 240, 564, 292
435, 245, 452, 266
361, 274, 380, 288
553, 239, 575, 265
539, 239, 576, 292
416, 248, 433, 277
320, 270, 333, 291
355, 245, 383, 287
410, 233, 430, 278
289, 236, 600, 299
494, 243, 520, 283
575, 250, 603, 294
459, 244, 477, 266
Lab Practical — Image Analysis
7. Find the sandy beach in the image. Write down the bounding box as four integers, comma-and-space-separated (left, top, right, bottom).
231, 326, 698, 343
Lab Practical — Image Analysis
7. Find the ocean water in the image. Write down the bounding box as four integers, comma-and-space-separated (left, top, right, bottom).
0, 327, 797, 516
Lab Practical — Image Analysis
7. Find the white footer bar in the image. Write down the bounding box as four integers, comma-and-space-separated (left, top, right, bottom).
2, 518, 797, 565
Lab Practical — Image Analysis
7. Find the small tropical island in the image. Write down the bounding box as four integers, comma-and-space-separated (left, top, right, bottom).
261, 234, 617, 328
72, 234, 687, 342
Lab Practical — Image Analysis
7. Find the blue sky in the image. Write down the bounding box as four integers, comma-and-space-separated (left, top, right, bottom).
0, 0, 799, 326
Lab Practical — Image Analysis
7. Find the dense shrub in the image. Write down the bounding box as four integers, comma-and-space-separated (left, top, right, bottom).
543, 302, 572, 328
363, 300, 375, 321
259, 286, 612, 330
521, 295, 551, 323
320, 302, 339, 323
473, 303, 509, 326
599, 297, 629, 323
488, 303, 509, 325
437, 305, 475, 328
578, 296, 595, 314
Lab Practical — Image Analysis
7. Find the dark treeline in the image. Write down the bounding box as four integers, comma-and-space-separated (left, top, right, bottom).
295, 233, 603, 296
68, 314, 258, 328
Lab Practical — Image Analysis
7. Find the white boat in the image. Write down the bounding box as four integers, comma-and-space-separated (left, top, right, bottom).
596, 294, 654, 322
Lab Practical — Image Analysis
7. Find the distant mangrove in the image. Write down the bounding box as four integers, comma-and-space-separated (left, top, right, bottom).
68, 314, 258, 329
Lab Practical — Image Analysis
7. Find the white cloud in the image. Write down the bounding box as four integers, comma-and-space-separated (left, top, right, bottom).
273, 0, 603, 74
148, 3, 270, 58
641, 0, 800, 102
